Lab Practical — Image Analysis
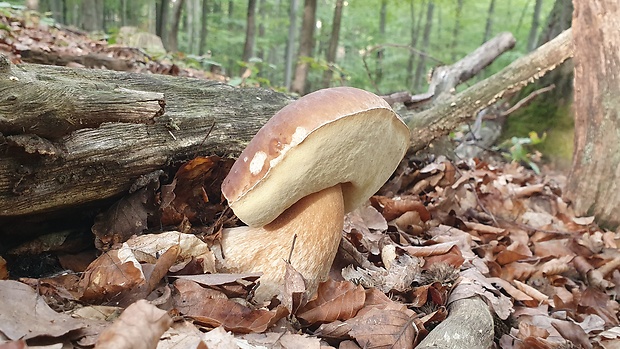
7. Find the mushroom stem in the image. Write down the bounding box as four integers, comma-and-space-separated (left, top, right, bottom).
218, 184, 345, 302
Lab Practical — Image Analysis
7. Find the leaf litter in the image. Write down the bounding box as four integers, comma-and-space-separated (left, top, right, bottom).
3, 143, 620, 349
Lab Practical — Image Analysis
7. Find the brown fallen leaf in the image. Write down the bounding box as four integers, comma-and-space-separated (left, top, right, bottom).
94, 299, 172, 349
348, 306, 417, 349
0, 256, 7, 280
282, 261, 309, 314
370, 195, 431, 222
551, 319, 593, 349
79, 247, 145, 303
296, 279, 366, 325
173, 279, 288, 333
0, 280, 87, 341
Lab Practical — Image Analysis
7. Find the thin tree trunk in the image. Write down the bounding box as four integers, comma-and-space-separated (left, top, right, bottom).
566, 0, 620, 229
406, 0, 425, 89
322, 0, 344, 88
242, 0, 258, 62
450, 0, 464, 62
482, 0, 496, 43
257, 0, 266, 61
81, 0, 104, 31
539, 0, 572, 45
167, 0, 185, 52
156, 0, 171, 43
376, 0, 388, 86
187, 0, 195, 53
291, 0, 318, 95
199, 0, 209, 55
284, 0, 298, 90
413, 1, 434, 92
526, 0, 543, 51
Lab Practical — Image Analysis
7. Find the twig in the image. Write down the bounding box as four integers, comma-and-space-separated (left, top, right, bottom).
500, 84, 556, 117
287, 234, 297, 264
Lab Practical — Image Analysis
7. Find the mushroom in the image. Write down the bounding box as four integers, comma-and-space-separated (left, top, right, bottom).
217, 87, 410, 302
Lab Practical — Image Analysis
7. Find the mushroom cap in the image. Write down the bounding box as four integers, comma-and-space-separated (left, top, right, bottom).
222, 87, 410, 227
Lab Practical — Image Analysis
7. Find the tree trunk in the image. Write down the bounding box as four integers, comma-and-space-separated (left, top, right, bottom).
199, 0, 209, 56
167, 0, 185, 52
413, 1, 434, 92
376, 0, 388, 86
527, 0, 543, 51
321, 0, 344, 88
291, 0, 317, 95
565, 1, 620, 229
450, 0, 464, 62
81, 0, 103, 31
539, 0, 573, 45
406, 0, 425, 89
242, 0, 258, 62
284, 0, 299, 90
156, 0, 171, 43
482, 0, 496, 44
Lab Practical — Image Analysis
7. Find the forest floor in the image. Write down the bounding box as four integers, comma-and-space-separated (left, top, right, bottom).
0, 6, 618, 349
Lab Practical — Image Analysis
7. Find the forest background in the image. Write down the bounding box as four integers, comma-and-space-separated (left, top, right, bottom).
10, 0, 560, 94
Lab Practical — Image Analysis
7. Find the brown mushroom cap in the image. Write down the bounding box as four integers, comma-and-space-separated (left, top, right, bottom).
222, 87, 410, 227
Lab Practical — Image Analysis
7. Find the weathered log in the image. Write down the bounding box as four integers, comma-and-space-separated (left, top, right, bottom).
0, 57, 292, 240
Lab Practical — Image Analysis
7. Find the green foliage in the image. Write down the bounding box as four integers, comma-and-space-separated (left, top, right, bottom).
497, 132, 546, 174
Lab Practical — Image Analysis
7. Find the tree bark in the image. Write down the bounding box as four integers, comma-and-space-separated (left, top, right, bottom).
406, 0, 424, 89
565, 1, 620, 229
167, 0, 185, 52
291, 0, 317, 95
242, 0, 258, 62
413, 1, 434, 92
322, 0, 344, 88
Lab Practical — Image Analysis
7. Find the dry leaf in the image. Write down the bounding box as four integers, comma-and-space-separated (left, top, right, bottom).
348, 306, 417, 349
297, 279, 365, 325
173, 279, 288, 333
95, 300, 172, 349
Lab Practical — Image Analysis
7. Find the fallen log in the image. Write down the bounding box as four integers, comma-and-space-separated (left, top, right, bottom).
0, 29, 573, 242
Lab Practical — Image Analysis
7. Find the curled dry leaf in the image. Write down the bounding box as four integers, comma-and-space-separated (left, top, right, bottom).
95, 300, 172, 349
173, 279, 288, 333
551, 320, 593, 349
282, 262, 309, 314
126, 231, 217, 273
513, 280, 549, 305
79, 246, 145, 303
370, 195, 430, 222
296, 279, 366, 325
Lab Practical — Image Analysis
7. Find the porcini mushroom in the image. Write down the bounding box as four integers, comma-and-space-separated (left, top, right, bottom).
217, 87, 410, 302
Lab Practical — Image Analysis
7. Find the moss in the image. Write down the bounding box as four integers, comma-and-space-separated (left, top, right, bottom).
500, 88, 574, 171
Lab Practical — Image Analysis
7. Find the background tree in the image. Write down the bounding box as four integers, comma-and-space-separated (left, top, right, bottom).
526, 0, 543, 51
167, 0, 185, 52
291, 0, 317, 94
565, 0, 620, 228
322, 0, 344, 88
482, 0, 496, 43
413, 1, 434, 91
284, 0, 299, 90
242, 0, 258, 63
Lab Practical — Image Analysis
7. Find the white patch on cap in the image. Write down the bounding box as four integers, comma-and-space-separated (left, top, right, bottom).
249, 151, 267, 175
291, 127, 307, 144
270, 127, 308, 168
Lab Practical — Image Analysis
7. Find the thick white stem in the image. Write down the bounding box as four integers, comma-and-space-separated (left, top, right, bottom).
217, 184, 344, 302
